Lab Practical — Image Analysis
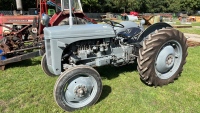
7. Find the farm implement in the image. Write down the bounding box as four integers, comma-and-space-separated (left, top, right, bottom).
0, 0, 95, 70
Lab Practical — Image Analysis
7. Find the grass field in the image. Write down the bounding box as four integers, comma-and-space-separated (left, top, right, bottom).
176, 21, 200, 26
177, 27, 200, 35
0, 45, 200, 113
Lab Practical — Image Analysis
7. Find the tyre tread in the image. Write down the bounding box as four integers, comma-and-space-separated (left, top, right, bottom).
137, 28, 188, 86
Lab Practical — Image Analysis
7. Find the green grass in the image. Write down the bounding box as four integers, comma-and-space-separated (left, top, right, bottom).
0, 46, 200, 113
191, 22, 200, 26
176, 21, 200, 26
177, 28, 200, 35
172, 21, 200, 34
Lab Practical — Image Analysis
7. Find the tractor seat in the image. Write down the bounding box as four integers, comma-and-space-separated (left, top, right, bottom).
118, 27, 142, 38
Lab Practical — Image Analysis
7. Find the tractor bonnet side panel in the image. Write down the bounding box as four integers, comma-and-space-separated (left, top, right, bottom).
44, 24, 115, 75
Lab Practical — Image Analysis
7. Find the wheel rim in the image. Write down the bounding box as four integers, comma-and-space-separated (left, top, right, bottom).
61, 74, 98, 108
155, 40, 182, 79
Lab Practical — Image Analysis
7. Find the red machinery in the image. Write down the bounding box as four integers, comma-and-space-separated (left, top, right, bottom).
0, 0, 96, 70
130, 11, 139, 16
0, 14, 3, 39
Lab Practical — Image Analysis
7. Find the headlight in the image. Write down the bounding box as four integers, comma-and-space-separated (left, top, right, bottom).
41, 13, 50, 27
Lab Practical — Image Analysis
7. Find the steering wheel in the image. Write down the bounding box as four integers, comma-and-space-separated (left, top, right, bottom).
104, 20, 124, 28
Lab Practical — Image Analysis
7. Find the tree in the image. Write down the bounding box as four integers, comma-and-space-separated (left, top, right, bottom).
112, 0, 142, 12
165, 0, 181, 13
141, 0, 169, 13
180, 0, 200, 14
0, 0, 36, 10
1, 0, 200, 14
81, 0, 100, 12
0, 0, 16, 10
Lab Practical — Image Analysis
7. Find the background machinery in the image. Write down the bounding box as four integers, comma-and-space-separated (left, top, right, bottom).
0, 0, 95, 70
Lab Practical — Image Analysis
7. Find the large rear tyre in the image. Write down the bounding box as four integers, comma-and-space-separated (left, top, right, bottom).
41, 54, 57, 76
54, 66, 102, 112
137, 28, 188, 86
58, 17, 87, 26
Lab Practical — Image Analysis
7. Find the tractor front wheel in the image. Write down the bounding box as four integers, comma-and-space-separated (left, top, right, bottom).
137, 28, 188, 86
54, 65, 102, 112
41, 54, 57, 76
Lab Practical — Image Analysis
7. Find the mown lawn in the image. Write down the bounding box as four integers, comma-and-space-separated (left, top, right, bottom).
173, 21, 200, 35
0, 45, 200, 113
176, 21, 200, 26
177, 27, 200, 35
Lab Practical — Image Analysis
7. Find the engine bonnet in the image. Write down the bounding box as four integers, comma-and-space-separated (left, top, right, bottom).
44, 24, 116, 40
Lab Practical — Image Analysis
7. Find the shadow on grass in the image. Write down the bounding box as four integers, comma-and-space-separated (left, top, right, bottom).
96, 63, 138, 80
97, 85, 112, 103
5, 59, 41, 70
95, 63, 138, 103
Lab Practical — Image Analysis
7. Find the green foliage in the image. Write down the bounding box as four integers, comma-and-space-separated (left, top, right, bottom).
180, 0, 200, 14
0, 0, 36, 11
81, 0, 200, 13
0, 0, 200, 13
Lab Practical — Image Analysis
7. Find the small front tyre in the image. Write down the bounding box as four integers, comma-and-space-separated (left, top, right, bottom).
54, 66, 102, 112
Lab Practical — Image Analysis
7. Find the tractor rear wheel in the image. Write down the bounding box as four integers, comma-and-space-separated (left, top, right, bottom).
58, 17, 87, 26
137, 28, 188, 86
54, 65, 102, 112
41, 54, 56, 76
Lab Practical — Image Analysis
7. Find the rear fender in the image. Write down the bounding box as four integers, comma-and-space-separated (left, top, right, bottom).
138, 22, 172, 43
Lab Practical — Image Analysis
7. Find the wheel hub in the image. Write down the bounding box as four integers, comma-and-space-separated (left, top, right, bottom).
65, 76, 94, 102
166, 54, 175, 66
155, 45, 175, 73
74, 85, 87, 98
155, 40, 183, 80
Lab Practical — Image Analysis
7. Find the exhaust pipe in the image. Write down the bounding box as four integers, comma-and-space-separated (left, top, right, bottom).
16, 0, 23, 14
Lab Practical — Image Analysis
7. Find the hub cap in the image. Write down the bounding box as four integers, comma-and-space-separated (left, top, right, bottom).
62, 74, 98, 108
155, 40, 182, 79
74, 85, 87, 98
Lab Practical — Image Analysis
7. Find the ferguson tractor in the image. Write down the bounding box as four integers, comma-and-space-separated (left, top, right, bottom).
0, 0, 95, 70
42, 0, 188, 112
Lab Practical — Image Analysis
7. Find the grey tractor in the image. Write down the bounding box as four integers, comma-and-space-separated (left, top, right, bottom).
41, 0, 188, 112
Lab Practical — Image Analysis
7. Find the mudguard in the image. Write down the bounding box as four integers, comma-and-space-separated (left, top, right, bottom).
138, 22, 172, 42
